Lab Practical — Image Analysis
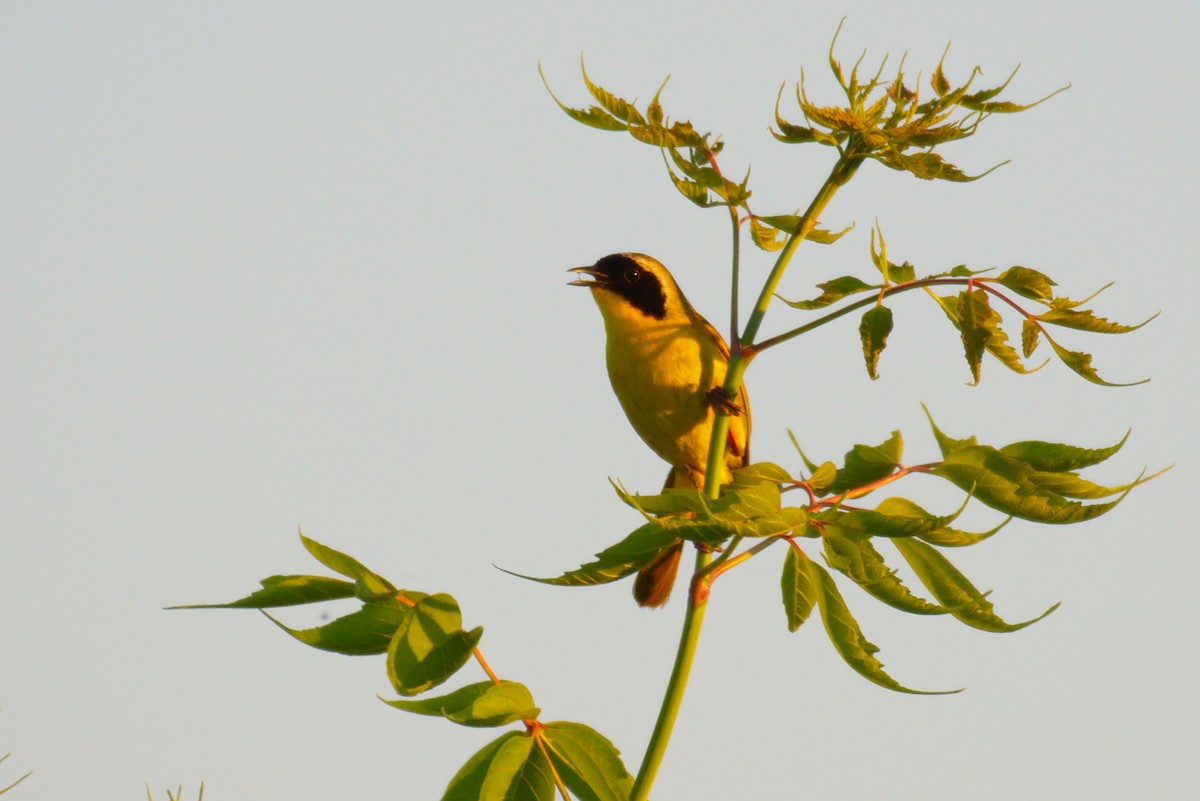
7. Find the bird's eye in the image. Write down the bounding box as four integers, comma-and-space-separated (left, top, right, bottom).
623, 268, 640, 283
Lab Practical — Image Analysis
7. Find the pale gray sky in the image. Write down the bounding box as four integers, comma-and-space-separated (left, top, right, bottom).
2, 2, 1196, 799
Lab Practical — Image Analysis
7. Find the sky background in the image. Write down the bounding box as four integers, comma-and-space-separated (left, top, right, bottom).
2, 2, 1197, 799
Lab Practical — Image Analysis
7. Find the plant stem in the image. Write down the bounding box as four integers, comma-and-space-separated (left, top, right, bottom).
633, 155, 861, 801
630, 548, 712, 801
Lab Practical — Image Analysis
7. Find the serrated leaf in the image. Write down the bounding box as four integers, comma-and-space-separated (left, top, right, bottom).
1038, 307, 1157, 334
627, 120, 707, 149
959, 288, 989, 384
1047, 339, 1147, 386
924, 264, 992, 280
665, 168, 713, 208
804, 556, 956, 694
918, 517, 1009, 547
781, 546, 817, 632
780, 275, 876, 310
749, 216, 787, 251
1027, 469, 1145, 500
937, 288, 1035, 381
538, 64, 628, 132
922, 405, 977, 456
267, 598, 412, 655
892, 538, 1058, 632
828, 431, 903, 495
821, 532, 944, 615
1021, 318, 1040, 357
388, 594, 482, 696
441, 732, 555, 801
837, 495, 962, 539
934, 445, 1137, 523
579, 61, 645, 126
613, 481, 707, 516
171, 574, 356, 609
859, 304, 893, 379
756, 214, 853, 245
995, 266, 1056, 301
382, 681, 538, 728
1000, 431, 1129, 472
502, 522, 676, 588
875, 150, 986, 182
542, 722, 634, 801
1050, 282, 1113, 310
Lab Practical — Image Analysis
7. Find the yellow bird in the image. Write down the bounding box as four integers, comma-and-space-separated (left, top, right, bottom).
569, 253, 750, 607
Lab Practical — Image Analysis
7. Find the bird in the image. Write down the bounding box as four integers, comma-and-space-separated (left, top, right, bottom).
569, 252, 750, 607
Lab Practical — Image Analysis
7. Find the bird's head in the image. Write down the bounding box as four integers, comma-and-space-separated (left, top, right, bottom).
568, 253, 693, 327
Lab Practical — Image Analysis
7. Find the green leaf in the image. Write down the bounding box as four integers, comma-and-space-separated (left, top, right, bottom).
837, 496, 963, 539
388, 594, 483, 696
1026, 469, 1147, 500
665, 166, 714, 208
779, 275, 876, 310
804, 556, 956, 694
888, 261, 916, 284
441, 732, 555, 801
821, 532, 945, 615
501, 522, 676, 588
300, 533, 375, 581
934, 289, 1036, 381
266, 598, 412, 655
538, 63, 628, 132
613, 481, 708, 516
541, 722, 635, 801
756, 214, 853, 245
923, 264, 992, 280
732, 462, 793, 486
828, 431, 903, 495
917, 517, 1009, 547
382, 681, 538, 728
892, 538, 1059, 632
958, 287, 989, 384
874, 150, 989, 182
995, 266, 1056, 301
1021, 318, 1040, 357
580, 60, 645, 126
1038, 307, 1158, 334
1000, 431, 1129, 472
1046, 339, 1147, 386
749, 216, 786, 251
780, 545, 817, 632
859, 304, 893, 379
171, 574, 355, 609
934, 445, 1138, 524
806, 461, 838, 495
922, 404, 977, 456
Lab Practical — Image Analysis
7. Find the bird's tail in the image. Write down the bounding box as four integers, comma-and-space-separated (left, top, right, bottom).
633, 540, 683, 608
632, 466, 701, 608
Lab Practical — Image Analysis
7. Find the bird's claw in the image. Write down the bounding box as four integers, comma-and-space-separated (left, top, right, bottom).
707, 386, 744, 416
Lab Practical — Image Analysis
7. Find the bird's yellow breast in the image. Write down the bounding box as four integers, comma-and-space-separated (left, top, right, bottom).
597, 293, 745, 488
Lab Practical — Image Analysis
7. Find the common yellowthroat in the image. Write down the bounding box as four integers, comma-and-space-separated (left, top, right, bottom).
569, 253, 750, 607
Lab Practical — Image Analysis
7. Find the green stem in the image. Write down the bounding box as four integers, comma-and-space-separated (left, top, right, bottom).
754, 275, 986, 353
632, 154, 862, 801
629, 548, 712, 801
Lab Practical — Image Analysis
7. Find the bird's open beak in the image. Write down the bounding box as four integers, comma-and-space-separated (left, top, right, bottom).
567, 266, 606, 287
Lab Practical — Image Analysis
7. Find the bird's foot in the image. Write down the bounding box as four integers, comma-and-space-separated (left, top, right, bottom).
707, 386, 744, 416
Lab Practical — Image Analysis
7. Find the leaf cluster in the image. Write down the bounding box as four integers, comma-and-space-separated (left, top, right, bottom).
775, 225, 1155, 384
529, 414, 1159, 693
772, 27, 1066, 184
177, 535, 635, 800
